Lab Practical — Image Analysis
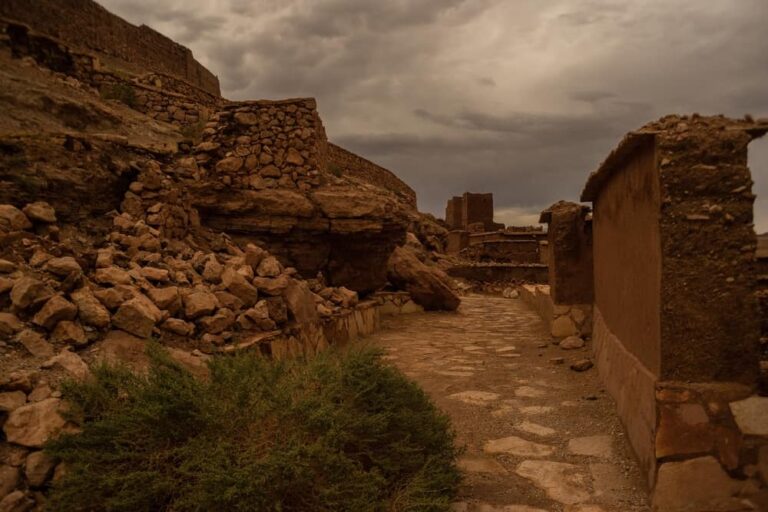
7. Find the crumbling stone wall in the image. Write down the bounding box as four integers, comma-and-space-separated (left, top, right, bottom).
0, 0, 220, 95
328, 143, 416, 208
1, 20, 222, 129
581, 114, 768, 509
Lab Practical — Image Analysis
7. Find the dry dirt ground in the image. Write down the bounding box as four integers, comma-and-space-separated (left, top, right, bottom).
368, 294, 651, 512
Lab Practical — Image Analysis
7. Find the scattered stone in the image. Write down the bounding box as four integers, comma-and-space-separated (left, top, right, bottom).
202, 259, 224, 283
568, 435, 613, 459
162, 318, 195, 336
10, 277, 54, 310
42, 350, 90, 380
0, 465, 20, 500
140, 267, 170, 283
559, 336, 585, 350
93, 285, 135, 310
32, 296, 78, 330
70, 287, 111, 328
0, 491, 35, 512
43, 257, 81, 276
198, 308, 236, 334
15, 330, 54, 358
24, 451, 56, 487
184, 290, 218, 319
256, 256, 283, 277
0, 259, 15, 273
2, 398, 67, 448
570, 359, 593, 372
93, 266, 132, 286
483, 436, 555, 457
50, 320, 86, 345
551, 315, 578, 338
550, 357, 565, 365
0, 204, 32, 230
221, 267, 259, 306
0, 392, 26, 412
0, 313, 24, 336
148, 286, 182, 314
22, 201, 56, 223
112, 296, 161, 337
515, 386, 547, 398
252, 275, 290, 296
516, 460, 591, 505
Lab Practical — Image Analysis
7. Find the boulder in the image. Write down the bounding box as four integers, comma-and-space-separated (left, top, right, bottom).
0, 465, 20, 500
41, 350, 90, 380
112, 295, 161, 338
43, 257, 81, 276
0, 205, 32, 231
0, 392, 26, 412
22, 202, 56, 223
148, 286, 182, 314
0, 313, 24, 336
10, 277, 54, 310
386, 246, 460, 311
32, 296, 77, 330
221, 267, 258, 306
50, 321, 86, 345
15, 330, 54, 358
198, 308, 235, 334
2, 398, 67, 448
282, 279, 320, 325
256, 256, 283, 278
162, 318, 195, 336
24, 451, 56, 487
184, 290, 218, 319
70, 287, 111, 328
0, 259, 15, 273
93, 266, 132, 286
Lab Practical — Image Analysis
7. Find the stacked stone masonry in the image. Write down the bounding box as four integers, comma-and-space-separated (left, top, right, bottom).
328, 143, 417, 208
0, 0, 220, 95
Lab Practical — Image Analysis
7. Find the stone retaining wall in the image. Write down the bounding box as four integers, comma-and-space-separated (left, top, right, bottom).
328, 143, 416, 208
0, 0, 220, 95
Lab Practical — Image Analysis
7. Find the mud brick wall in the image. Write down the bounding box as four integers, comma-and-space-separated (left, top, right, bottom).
462, 192, 495, 230
0, 0, 220, 95
445, 196, 463, 228
193, 99, 327, 192
582, 115, 768, 502
540, 201, 594, 305
460, 240, 540, 264
328, 143, 416, 208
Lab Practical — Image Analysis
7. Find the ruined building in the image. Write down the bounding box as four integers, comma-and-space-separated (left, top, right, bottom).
444, 192, 503, 232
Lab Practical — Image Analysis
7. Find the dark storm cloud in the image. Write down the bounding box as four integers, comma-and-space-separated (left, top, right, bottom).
100, 0, 768, 226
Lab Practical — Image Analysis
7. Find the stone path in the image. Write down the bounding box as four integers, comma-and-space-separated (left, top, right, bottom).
369, 295, 650, 512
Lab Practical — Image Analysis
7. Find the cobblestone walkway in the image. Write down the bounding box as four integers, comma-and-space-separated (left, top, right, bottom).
369, 295, 650, 512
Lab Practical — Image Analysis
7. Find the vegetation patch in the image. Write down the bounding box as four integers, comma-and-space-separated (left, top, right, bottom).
46, 346, 461, 511
99, 82, 137, 109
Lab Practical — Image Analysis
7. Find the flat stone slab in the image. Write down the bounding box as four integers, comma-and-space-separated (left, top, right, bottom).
516, 460, 591, 505
457, 455, 508, 475
520, 405, 555, 415
449, 391, 501, 406
483, 436, 555, 457
729, 396, 768, 435
517, 421, 556, 437
567, 435, 613, 458
515, 386, 547, 398
435, 370, 475, 378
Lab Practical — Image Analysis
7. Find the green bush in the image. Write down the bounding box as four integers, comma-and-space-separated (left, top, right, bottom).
99, 82, 137, 108
46, 346, 461, 512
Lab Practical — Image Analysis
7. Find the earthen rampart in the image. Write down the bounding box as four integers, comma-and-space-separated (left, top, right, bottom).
0, 0, 220, 95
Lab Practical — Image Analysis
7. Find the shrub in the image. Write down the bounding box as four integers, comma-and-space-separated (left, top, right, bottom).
99, 82, 137, 108
46, 345, 461, 512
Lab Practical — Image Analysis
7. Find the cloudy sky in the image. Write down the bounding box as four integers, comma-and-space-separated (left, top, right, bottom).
101, 0, 768, 229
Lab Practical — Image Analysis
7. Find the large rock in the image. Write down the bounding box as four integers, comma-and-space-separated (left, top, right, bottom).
70, 287, 111, 328
10, 277, 54, 310
387, 246, 460, 311
32, 296, 77, 330
112, 295, 162, 338
22, 201, 56, 223
0, 205, 32, 231
190, 184, 408, 293
3, 398, 67, 448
